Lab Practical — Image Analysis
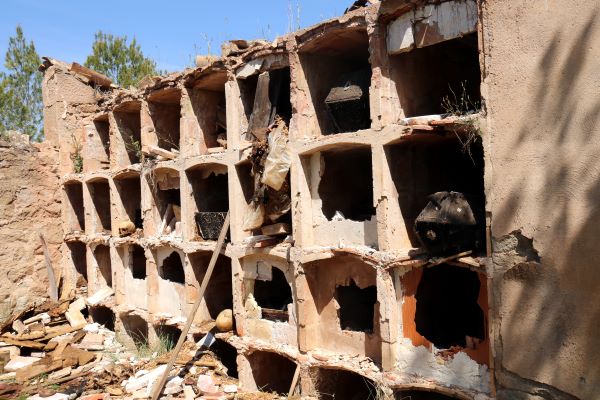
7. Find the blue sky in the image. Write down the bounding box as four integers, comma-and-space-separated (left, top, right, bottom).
0, 0, 351, 73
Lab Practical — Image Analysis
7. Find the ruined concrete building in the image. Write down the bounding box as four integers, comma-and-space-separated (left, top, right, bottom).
3, 0, 597, 398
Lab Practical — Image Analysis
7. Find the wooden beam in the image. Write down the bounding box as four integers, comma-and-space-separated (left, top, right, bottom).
39, 233, 58, 301
69, 63, 112, 88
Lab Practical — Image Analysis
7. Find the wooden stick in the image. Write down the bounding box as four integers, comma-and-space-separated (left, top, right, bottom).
287, 363, 301, 398
150, 212, 230, 400
39, 233, 58, 301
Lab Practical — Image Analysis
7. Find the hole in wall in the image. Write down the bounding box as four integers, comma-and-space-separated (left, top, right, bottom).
187, 164, 229, 241
149, 89, 182, 151
130, 244, 146, 280
254, 266, 293, 323
415, 264, 485, 349
121, 314, 148, 347
115, 174, 142, 229
159, 251, 185, 284
154, 324, 182, 349
239, 67, 292, 140
89, 305, 115, 331
211, 339, 238, 378
385, 134, 485, 251
92, 117, 110, 168
336, 279, 376, 333
390, 33, 481, 118
87, 179, 112, 233
299, 27, 371, 135
268, 67, 292, 125
67, 241, 87, 282
313, 368, 376, 400
151, 169, 181, 236
239, 74, 259, 123
318, 147, 375, 222
191, 80, 227, 150
248, 351, 296, 394
114, 103, 142, 164
64, 182, 85, 232
303, 255, 382, 362
190, 252, 232, 319
236, 162, 254, 204
93, 244, 112, 288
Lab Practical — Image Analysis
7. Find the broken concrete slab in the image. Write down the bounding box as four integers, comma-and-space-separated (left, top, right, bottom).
4, 356, 40, 372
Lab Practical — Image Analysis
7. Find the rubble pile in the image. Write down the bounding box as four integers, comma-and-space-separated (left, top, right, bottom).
0, 296, 281, 400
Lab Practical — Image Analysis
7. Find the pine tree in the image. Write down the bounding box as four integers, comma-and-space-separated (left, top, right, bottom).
0, 26, 43, 141
84, 31, 159, 88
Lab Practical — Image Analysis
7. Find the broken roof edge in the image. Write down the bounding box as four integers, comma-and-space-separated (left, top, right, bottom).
39, 57, 114, 89
39, 0, 401, 102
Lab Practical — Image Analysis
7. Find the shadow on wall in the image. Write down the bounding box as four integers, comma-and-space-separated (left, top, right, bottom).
487, 8, 600, 399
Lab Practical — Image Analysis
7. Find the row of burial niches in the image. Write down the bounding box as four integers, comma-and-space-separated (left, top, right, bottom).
243, 351, 473, 398
151, 248, 233, 325
299, 255, 489, 373
63, 174, 142, 237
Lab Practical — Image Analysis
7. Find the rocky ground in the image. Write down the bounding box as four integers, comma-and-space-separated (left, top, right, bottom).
0, 294, 287, 400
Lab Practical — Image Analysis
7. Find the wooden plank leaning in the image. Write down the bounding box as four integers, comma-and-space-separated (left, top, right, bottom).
150, 211, 230, 400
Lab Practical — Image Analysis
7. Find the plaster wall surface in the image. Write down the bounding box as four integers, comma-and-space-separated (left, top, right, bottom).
0, 137, 61, 325
481, 0, 600, 398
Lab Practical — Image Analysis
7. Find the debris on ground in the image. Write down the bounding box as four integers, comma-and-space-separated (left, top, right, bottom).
0, 297, 284, 399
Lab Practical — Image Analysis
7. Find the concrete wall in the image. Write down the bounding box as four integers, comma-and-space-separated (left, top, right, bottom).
482, 1, 600, 398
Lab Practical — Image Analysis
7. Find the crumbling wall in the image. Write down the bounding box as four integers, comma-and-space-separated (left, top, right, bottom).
481, 0, 600, 398
30, 0, 600, 398
0, 135, 61, 325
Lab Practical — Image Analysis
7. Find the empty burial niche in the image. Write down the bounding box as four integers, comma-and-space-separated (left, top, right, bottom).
159, 251, 185, 284
130, 244, 146, 280
114, 102, 142, 164
121, 314, 148, 347
87, 178, 112, 233
186, 164, 228, 241
64, 181, 85, 232
313, 368, 376, 400
148, 89, 182, 151
152, 169, 181, 236
415, 264, 485, 349
211, 339, 238, 378
239, 67, 292, 140
390, 33, 481, 117
190, 252, 232, 319
394, 390, 461, 400
299, 27, 371, 134
115, 173, 142, 229
336, 279, 376, 333
318, 147, 375, 222
248, 351, 296, 394
67, 241, 87, 282
92, 116, 110, 169
190, 73, 227, 150
253, 266, 293, 322
89, 306, 115, 331
93, 244, 112, 288
385, 134, 485, 251
154, 324, 181, 349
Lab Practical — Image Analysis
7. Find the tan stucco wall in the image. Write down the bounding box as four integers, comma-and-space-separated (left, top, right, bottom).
482, 0, 600, 398
0, 139, 61, 325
